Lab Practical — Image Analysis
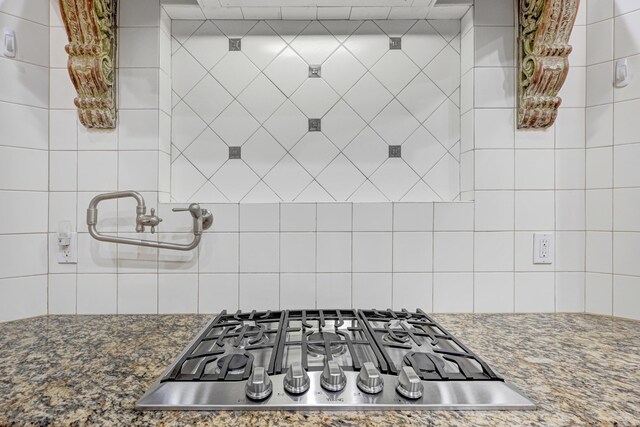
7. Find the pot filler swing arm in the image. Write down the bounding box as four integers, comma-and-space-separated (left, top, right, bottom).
87, 191, 213, 251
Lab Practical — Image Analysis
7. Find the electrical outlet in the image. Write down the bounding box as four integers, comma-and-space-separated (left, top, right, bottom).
533, 233, 553, 264
57, 232, 77, 264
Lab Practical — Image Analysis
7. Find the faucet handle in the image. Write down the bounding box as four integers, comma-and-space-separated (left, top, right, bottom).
172, 203, 202, 219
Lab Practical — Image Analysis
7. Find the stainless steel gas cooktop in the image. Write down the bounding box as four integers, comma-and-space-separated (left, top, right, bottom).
137, 309, 534, 411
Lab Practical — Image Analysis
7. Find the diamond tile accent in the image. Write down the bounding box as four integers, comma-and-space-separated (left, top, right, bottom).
291, 79, 339, 118
424, 153, 459, 201
171, 155, 207, 201
402, 20, 447, 68
263, 154, 313, 200
237, 74, 286, 123
265, 20, 310, 44
171, 19, 461, 203
171, 102, 207, 151
290, 132, 339, 177
402, 126, 447, 176
343, 73, 393, 122
424, 45, 460, 96
308, 65, 321, 78
308, 118, 321, 132
183, 21, 228, 70
424, 99, 460, 150
210, 52, 260, 97
295, 181, 334, 202
343, 127, 388, 176
263, 47, 308, 96
242, 21, 286, 70
183, 128, 228, 178
210, 101, 260, 146
348, 180, 388, 202
344, 21, 388, 68
211, 159, 261, 202
290, 21, 339, 65
370, 158, 421, 200
241, 128, 286, 177
389, 37, 402, 49
370, 50, 420, 95
401, 180, 441, 202
191, 181, 229, 202
370, 100, 420, 146
242, 180, 281, 202
183, 74, 233, 124
322, 100, 366, 150
171, 48, 207, 97
229, 146, 241, 159
322, 47, 367, 96
263, 100, 308, 150
397, 72, 447, 123
316, 154, 366, 201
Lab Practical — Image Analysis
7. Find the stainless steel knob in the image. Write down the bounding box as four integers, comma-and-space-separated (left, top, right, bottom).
283, 361, 310, 394
396, 366, 423, 400
357, 362, 384, 394
321, 360, 347, 392
245, 366, 272, 401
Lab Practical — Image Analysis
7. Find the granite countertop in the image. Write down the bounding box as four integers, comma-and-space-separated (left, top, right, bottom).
1, 313, 639, 426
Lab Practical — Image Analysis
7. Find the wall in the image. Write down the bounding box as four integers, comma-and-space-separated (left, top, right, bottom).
170, 19, 462, 202
584, 0, 640, 320
0, 1, 49, 321
40, 0, 593, 318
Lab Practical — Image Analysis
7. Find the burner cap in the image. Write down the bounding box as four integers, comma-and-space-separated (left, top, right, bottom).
403, 352, 445, 374
307, 332, 346, 356
217, 353, 250, 371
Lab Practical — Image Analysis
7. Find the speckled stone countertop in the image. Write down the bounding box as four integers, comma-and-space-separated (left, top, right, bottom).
1, 313, 639, 426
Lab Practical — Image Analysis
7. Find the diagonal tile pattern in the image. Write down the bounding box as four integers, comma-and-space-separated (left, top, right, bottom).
172, 19, 461, 202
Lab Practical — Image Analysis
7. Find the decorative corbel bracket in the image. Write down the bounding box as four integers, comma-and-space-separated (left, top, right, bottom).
59, 0, 117, 129
517, 0, 580, 129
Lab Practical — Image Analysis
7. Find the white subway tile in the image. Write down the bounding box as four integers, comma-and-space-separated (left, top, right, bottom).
353, 203, 392, 231
0, 58, 48, 108
474, 191, 515, 231
0, 101, 48, 150
353, 232, 392, 273
240, 233, 279, 273
434, 202, 473, 231
49, 274, 77, 315
586, 231, 613, 273
393, 232, 433, 272
473, 0, 514, 26
614, 143, 640, 187
433, 272, 473, 312
614, 10, 640, 58
585, 272, 612, 315
118, 274, 158, 314
317, 232, 351, 273
556, 190, 585, 231
0, 147, 48, 191
555, 149, 586, 190
77, 274, 117, 314
158, 273, 198, 314
239, 273, 279, 310
77, 151, 117, 192
0, 275, 47, 321
555, 231, 586, 271
199, 233, 239, 273
240, 204, 279, 232
474, 272, 514, 313
614, 188, 640, 231
199, 274, 239, 313
393, 202, 433, 231
586, 19, 613, 65
280, 233, 315, 273
515, 150, 554, 190
613, 232, 640, 276
474, 232, 514, 272
474, 150, 514, 190
474, 27, 514, 67
515, 191, 555, 231
555, 272, 585, 312
613, 274, 640, 320
0, 191, 48, 234
514, 272, 555, 312
586, 147, 613, 189
281, 203, 316, 232
157, 233, 199, 273
0, 234, 47, 279
316, 273, 352, 308
392, 273, 432, 311
280, 273, 316, 308
433, 232, 473, 272
353, 273, 392, 308
586, 189, 612, 231
50, 151, 77, 192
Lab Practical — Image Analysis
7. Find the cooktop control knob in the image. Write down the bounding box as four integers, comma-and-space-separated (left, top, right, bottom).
396, 366, 423, 400
321, 360, 347, 392
283, 361, 310, 394
245, 366, 272, 401
357, 362, 384, 394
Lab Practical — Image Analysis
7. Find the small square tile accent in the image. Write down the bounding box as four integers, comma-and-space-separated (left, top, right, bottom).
389, 37, 402, 50
308, 65, 322, 78
308, 118, 321, 132
229, 146, 241, 159
389, 145, 401, 158
229, 39, 242, 51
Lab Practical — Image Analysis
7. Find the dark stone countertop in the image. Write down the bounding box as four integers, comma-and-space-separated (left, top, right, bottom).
1, 313, 639, 426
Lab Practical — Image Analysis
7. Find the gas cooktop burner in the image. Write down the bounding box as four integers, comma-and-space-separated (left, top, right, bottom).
307, 332, 346, 356
137, 309, 534, 411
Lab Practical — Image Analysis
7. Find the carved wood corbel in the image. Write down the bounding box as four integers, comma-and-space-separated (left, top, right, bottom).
517, 0, 580, 129
58, 0, 117, 129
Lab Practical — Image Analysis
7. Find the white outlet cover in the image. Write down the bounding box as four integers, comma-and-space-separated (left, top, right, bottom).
57, 232, 78, 264
533, 233, 553, 265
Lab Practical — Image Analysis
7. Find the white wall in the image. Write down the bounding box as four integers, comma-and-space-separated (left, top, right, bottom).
0, 0, 49, 321
585, 0, 640, 320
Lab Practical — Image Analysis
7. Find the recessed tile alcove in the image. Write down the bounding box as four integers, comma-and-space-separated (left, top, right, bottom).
168, 19, 462, 202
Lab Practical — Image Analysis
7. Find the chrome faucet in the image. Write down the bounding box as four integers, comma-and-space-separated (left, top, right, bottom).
87, 191, 213, 251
